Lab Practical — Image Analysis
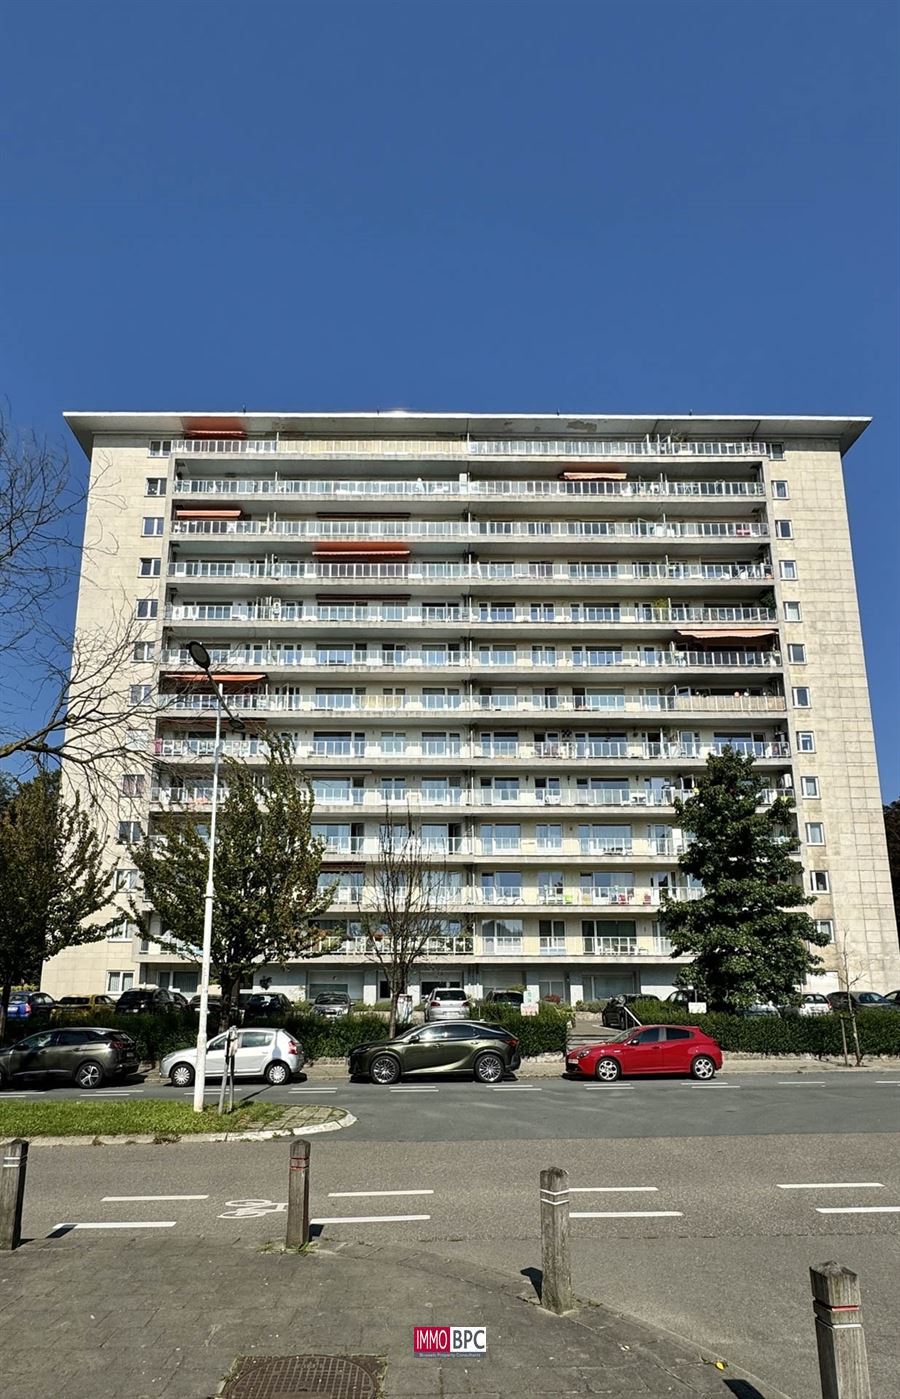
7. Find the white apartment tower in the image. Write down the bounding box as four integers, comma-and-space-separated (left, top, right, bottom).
43, 413, 900, 1003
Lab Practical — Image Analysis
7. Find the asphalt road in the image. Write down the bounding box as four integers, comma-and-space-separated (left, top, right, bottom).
9, 1075, 900, 1399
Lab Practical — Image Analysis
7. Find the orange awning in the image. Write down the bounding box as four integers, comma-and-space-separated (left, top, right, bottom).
676, 628, 777, 641
183, 417, 246, 438
164, 672, 267, 684
560, 470, 628, 480
174, 508, 243, 520
314, 543, 409, 559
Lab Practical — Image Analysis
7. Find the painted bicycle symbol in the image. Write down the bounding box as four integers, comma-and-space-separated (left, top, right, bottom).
218, 1198, 287, 1219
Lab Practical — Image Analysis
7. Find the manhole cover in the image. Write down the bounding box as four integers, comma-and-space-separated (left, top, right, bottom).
222, 1354, 381, 1399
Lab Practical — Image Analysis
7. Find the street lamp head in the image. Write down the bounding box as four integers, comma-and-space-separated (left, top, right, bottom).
187, 640, 211, 671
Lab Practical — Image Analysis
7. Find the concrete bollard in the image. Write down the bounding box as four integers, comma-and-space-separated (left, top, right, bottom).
539, 1165, 575, 1314
286, 1138, 311, 1248
0, 1138, 29, 1251
810, 1262, 872, 1399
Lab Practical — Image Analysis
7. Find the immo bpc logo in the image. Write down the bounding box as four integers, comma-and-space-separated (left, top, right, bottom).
414, 1326, 487, 1356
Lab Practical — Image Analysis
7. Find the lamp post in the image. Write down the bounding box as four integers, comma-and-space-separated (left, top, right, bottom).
186, 640, 243, 1113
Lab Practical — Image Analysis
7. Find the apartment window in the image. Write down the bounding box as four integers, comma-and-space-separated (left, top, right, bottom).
783, 601, 802, 622
379, 732, 406, 755
136, 598, 158, 620
787, 643, 806, 664
125, 728, 147, 751
120, 773, 145, 797
779, 560, 798, 580
800, 776, 820, 798
810, 870, 830, 893
536, 823, 562, 851
133, 641, 155, 662
108, 918, 138, 941
129, 683, 152, 704
805, 822, 825, 845
138, 557, 161, 578
142, 516, 164, 536
481, 918, 523, 954
814, 919, 833, 940
797, 731, 816, 753
148, 439, 172, 457
775, 519, 793, 539
115, 869, 140, 892
380, 777, 406, 800
145, 477, 167, 496
771, 479, 789, 499
117, 820, 142, 844
106, 970, 135, 994
792, 686, 811, 708
539, 920, 567, 953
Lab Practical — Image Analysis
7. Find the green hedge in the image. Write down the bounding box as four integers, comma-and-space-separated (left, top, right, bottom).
628, 1000, 900, 1056
475, 1004, 570, 1055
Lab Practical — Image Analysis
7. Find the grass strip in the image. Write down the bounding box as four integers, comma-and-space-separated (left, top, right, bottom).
0, 1099, 287, 1138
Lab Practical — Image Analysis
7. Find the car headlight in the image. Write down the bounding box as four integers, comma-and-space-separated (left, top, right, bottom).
574, 1049, 591, 1060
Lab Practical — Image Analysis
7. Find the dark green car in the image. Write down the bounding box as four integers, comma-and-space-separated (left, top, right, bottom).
348, 1020, 521, 1085
0, 1027, 140, 1090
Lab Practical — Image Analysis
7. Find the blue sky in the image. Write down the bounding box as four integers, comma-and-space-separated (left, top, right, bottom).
2, 0, 898, 794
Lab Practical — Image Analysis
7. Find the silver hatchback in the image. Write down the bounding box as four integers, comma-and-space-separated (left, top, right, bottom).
425, 988, 471, 1022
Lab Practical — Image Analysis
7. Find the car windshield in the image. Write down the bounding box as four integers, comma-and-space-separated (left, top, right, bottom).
10, 993, 28, 1002
607, 1030, 636, 1043
117, 992, 148, 1004
316, 995, 348, 1004
433, 990, 465, 999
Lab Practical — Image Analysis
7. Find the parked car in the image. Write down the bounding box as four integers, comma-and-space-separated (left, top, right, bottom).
349, 1020, 520, 1084
170, 991, 191, 1010
160, 1027, 305, 1087
601, 993, 660, 1029
7, 990, 56, 1020
739, 1002, 781, 1018
425, 987, 471, 1022
241, 992, 294, 1018
53, 994, 117, 1012
782, 994, 831, 1017
566, 1025, 723, 1081
483, 990, 524, 1008
885, 990, 900, 1007
189, 994, 222, 1013
0, 1026, 139, 1090
115, 987, 182, 1015
826, 991, 900, 1013
311, 992, 351, 1018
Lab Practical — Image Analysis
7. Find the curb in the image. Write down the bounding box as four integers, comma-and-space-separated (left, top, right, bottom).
0, 1108, 357, 1148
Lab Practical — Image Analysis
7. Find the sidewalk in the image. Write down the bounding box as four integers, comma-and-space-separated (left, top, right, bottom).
0, 1233, 788, 1398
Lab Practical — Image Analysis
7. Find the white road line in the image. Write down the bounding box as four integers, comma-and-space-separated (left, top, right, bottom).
569, 1186, 659, 1194
875, 1081, 900, 1085
389, 1088, 439, 1093
52, 1221, 178, 1230
102, 1194, 210, 1202
776, 1081, 828, 1086
571, 1210, 684, 1219
311, 1213, 431, 1224
492, 1086, 542, 1091
815, 1206, 900, 1215
583, 1085, 634, 1091
776, 1183, 884, 1191
327, 1189, 434, 1198
290, 1087, 337, 1093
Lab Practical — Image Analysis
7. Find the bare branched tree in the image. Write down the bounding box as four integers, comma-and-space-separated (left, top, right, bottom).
360, 806, 457, 1035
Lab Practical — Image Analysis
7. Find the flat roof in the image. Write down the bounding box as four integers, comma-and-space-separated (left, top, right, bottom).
63, 410, 871, 459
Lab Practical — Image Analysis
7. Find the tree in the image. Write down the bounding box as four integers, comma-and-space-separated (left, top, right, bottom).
662, 748, 828, 1010
0, 770, 117, 1041
360, 807, 456, 1036
128, 740, 337, 1025
883, 800, 900, 942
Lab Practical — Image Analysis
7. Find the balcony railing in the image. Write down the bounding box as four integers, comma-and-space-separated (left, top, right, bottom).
163, 601, 777, 627
158, 645, 782, 671
173, 476, 767, 501
172, 435, 780, 460
582, 935, 675, 956
170, 518, 769, 543
164, 559, 773, 585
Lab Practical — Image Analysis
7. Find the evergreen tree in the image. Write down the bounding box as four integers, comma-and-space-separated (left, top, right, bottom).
0, 770, 116, 1039
129, 740, 337, 1023
663, 748, 827, 1009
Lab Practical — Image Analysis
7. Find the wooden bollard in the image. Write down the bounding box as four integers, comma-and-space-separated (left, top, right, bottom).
540, 1165, 575, 1314
286, 1138, 311, 1248
0, 1138, 29, 1251
810, 1262, 871, 1399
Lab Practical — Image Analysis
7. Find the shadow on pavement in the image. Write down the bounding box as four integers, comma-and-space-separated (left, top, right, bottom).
520, 1265, 542, 1301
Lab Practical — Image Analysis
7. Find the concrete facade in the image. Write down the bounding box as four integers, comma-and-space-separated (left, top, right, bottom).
41, 412, 900, 1001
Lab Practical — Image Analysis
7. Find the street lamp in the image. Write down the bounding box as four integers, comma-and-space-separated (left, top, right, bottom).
186, 639, 243, 1112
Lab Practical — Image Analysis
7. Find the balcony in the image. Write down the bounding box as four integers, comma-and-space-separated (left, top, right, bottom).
172, 435, 780, 460
164, 559, 773, 587
581, 935, 675, 957
172, 475, 767, 503
161, 601, 776, 630
158, 645, 781, 673
169, 518, 770, 544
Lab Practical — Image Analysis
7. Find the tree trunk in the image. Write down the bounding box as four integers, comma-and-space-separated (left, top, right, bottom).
849, 1005, 863, 1066
0, 980, 11, 1047
219, 972, 244, 1030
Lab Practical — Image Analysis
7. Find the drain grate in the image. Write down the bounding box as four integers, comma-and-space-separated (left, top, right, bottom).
222, 1354, 382, 1399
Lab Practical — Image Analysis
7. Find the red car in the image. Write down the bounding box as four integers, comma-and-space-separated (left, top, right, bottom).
565, 1024, 723, 1082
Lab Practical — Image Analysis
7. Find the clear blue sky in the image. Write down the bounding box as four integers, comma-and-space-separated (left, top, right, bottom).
2, 0, 898, 794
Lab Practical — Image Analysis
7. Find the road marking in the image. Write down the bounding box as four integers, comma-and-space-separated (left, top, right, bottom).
583, 1084, 634, 1091
52, 1221, 177, 1230
311, 1213, 431, 1224
876, 1081, 900, 1085
389, 1088, 439, 1093
776, 1081, 828, 1086
815, 1206, 900, 1215
327, 1189, 434, 1198
492, 1085, 542, 1091
776, 1183, 884, 1191
571, 1210, 684, 1219
570, 1186, 659, 1194
102, 1194, 210, 1202
290, 1087, 337, 1093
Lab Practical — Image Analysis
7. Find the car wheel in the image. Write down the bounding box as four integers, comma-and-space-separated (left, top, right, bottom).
369, 1054, 401, 1085
690, 1055, 716, 1081
74, 1060, 104, 1090
594, 1057, 622, 1082
265, 1060, 290, 1086
473, 1052, 505, 1084
170, 1062, 195, 1087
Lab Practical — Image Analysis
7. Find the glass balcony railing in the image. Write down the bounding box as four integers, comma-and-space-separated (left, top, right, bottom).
173, 475, 767, 501
172, 435, 781, 460
170, 518, 769, 542
164, 559, 773, 585
158, 645, 782, 671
